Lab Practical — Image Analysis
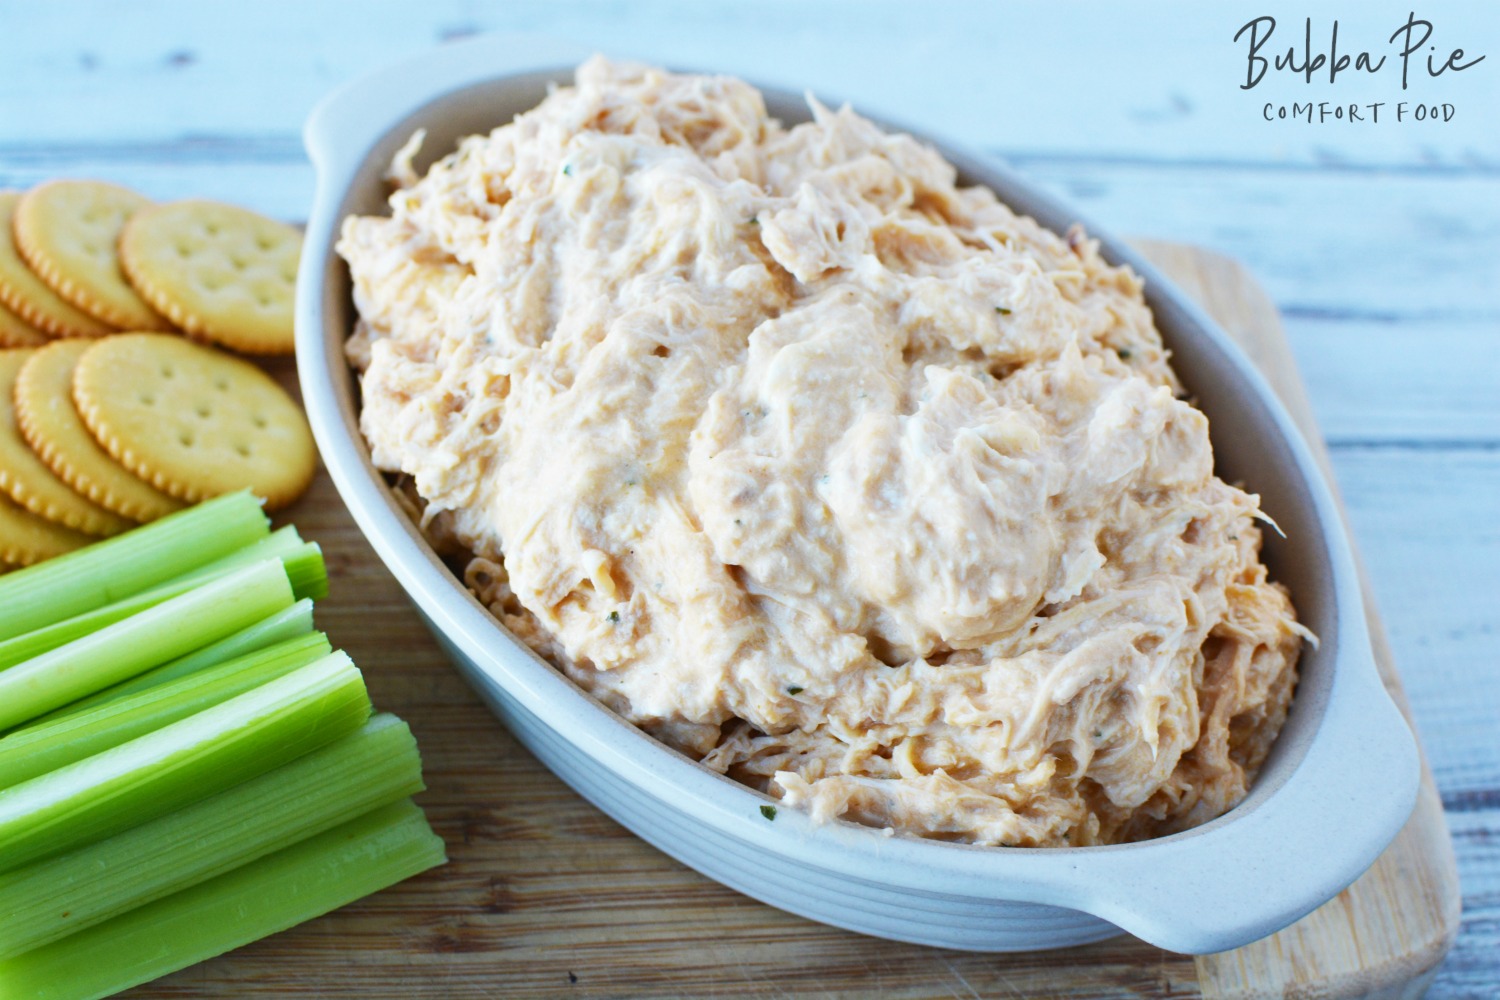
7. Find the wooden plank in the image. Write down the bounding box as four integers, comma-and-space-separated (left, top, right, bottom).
110, 240, 1458, 998
0, 1, 1496, 170
1039, 166, 1500, 323
1439, 807, 1500, 998
1289, 321, 1500, 445
0, 159, 316, 227
1328, 447, 1500, 799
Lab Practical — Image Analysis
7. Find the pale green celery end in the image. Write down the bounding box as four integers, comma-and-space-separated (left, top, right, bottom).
0, 714, 424, 959
0, 492, 269, 643
0, 559, 294, 731
0, 633, 333, 790
41, 599, 319, 722
131, 525, 303, 596
288, 541, 329, 601
155, 529, 326, 602
0, 652, 371, 874
0, 532, 310, 673
0, 800, 445, 1000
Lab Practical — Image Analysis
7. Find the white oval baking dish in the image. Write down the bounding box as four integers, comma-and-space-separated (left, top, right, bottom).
296, 35, 1420, 954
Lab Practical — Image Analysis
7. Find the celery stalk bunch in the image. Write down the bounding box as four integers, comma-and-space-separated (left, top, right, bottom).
0, 492, 446, 1000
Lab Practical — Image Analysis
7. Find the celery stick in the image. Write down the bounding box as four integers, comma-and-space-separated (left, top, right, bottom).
0, 633, 332, 790
0, 714, 425, 958
0, 596, 147, 673
0, 559, 293, 731
0, 492, 269, 642
0, 532, 320, 672
158, 526, 327, 603
0, 800, 445, 1000
37, 599, 318, 723
283, 541, 328, 601
0, 652, 370, 873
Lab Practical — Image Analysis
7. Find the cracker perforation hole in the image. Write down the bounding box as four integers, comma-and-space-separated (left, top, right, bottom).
235, 443, 252, 458
178, 432, 194, 447
139, 393, 156, 405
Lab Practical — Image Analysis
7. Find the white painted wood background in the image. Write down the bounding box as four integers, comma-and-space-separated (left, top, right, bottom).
2, 1, 1496, 995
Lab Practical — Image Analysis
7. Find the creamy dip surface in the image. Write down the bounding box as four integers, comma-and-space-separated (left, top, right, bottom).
339, 57, 1306, 847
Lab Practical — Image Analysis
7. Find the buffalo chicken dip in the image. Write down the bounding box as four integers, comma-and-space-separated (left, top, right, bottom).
339, 58, 1306, 847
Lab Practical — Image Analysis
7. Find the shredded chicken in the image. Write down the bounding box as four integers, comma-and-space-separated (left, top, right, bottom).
339, 57, 1306, 846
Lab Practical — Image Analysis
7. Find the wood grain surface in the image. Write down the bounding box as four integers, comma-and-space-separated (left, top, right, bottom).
112, 240, 1459, 999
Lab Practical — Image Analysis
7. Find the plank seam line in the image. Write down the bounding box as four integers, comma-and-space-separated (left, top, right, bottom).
1279, 306, 1500, 325
1324, 440, 1500, 452
1442, 788, 1500, 814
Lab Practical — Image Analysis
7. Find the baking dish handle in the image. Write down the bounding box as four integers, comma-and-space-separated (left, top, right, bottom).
302, 33, 592, 186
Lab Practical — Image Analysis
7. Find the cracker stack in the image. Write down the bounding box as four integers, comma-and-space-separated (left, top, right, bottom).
0, 180, 314, 570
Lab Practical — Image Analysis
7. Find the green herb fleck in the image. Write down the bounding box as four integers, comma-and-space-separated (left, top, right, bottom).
607, 611, 620, 623
995, 306, 1012, 315
1092, 728, 1104, 740
759, 805, 777, 821
561, 163, 572, 176
786, 685, 804, 695
1116, 346, 1133, 360
624, 478, 637, 487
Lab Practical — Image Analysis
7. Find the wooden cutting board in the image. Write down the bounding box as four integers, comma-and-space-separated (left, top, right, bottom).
128, 240, 1460, 999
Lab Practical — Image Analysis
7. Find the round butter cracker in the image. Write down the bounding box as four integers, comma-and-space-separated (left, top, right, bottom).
72, 334, 316, 510
120, 200, 301, 355
0, 191, 115, 339
13, 180, 173, 332
0, 490, 92, 567
0, 300, 47, 348
15, 339, 187, 523
0, 350, 133, 536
